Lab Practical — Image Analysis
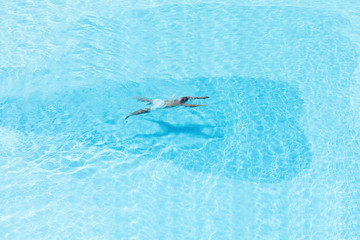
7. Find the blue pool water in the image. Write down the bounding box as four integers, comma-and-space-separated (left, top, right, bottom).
1, 1, 360, 239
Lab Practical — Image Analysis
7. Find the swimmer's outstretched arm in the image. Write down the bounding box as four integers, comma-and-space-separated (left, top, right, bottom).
125, 108, 151, 120
193, 96, 209, 99
181, 104, 207, 107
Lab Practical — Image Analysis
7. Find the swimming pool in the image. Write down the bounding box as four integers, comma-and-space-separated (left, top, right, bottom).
1, 0, 359, 239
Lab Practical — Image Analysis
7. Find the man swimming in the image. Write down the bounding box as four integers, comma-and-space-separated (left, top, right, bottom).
125, 96, 209, 120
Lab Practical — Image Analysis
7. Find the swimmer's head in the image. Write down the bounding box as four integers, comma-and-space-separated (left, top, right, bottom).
180, 97, 190, 103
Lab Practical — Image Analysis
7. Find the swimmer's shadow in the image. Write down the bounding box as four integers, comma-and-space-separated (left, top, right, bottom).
134, 120, 222, 139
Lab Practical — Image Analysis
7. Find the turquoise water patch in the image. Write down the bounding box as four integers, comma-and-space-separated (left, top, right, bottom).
211, 77, 311, 182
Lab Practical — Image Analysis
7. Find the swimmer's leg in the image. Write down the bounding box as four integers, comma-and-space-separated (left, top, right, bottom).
125, 108, 151, 120
133, 97, 152, 102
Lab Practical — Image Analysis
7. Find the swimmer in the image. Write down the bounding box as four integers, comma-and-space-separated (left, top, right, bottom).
125, 96, 209, 120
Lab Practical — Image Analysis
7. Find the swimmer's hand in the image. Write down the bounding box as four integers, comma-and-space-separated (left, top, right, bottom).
194, 96, 209, 99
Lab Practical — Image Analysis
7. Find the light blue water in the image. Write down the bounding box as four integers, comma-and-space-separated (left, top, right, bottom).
1, 1, 360, 239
